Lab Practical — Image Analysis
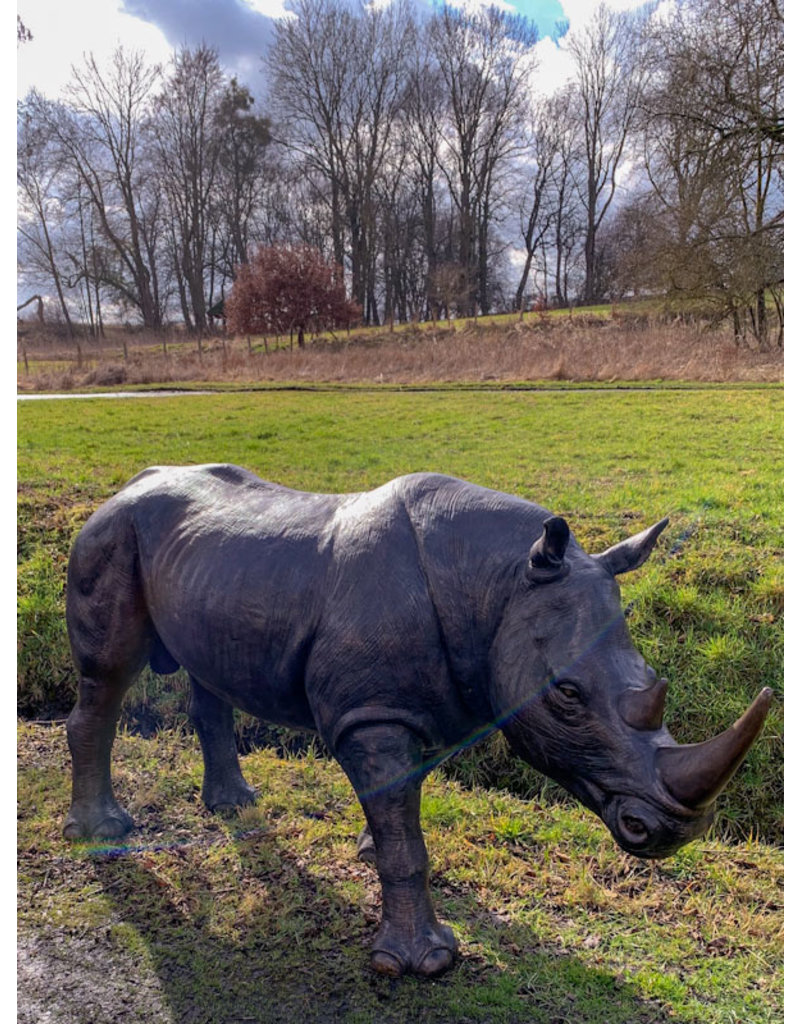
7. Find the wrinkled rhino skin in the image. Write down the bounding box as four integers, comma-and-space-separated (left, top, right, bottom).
63, 466, 772, 977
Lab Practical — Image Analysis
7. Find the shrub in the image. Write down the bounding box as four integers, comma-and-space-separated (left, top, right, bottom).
226, 244, 361, 346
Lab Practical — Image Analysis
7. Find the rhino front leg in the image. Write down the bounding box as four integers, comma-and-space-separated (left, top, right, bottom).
336, 724, 457, 978
189, 677, 257, 812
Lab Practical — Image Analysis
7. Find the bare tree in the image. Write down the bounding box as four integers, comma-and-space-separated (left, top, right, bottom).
429, 5, 537, 315
17, 295, 44, 321
17, 96, 78, 336
266, 0, 347, 268
402, 32, 450, 319
639, 0, 783, 345
514, 92, 570, 311
42, 49, 165, 329
212, 79, 272, 283
67, 177, 107, 338
17, 16, 32, 44
566, 3, 647, 304
550, 122, 583, 306
267, 0, 414, 322
150, 46, 227, 335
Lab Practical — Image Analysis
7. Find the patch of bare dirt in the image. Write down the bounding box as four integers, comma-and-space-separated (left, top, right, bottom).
18, 929, 172, 1024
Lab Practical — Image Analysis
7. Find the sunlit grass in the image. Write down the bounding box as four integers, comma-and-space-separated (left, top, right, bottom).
18, 722, 783, 1023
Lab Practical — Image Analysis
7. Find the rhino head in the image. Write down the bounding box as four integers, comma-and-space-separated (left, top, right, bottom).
491, 516, 772, 858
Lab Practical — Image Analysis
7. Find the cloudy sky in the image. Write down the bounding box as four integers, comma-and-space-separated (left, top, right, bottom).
17, 0, 648, 102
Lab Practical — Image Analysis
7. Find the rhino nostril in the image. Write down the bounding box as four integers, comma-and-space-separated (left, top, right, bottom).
619, 813, 649, 843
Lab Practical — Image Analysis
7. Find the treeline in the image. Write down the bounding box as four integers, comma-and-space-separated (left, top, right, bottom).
17, 0, 783, 346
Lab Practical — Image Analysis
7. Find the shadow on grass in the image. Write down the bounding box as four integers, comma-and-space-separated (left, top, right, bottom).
90, 830, 671, 1024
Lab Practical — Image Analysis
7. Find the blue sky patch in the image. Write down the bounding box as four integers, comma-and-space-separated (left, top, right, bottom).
506, 0, 567, 40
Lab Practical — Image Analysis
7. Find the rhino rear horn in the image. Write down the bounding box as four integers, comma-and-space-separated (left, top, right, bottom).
620, 677, 668, 731
526, 516, 570, 583
656, 688, 773, 809
593, 518, 669, 576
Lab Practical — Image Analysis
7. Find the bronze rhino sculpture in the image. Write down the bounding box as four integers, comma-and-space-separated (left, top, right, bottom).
63, 466, 771, 977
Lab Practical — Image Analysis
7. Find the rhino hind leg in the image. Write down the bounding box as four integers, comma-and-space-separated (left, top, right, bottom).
356, 825, 376, 864
63, 672, 136, 841
335, 724, 458, 978
189, 676, 256, 813
64, 512, 153, 840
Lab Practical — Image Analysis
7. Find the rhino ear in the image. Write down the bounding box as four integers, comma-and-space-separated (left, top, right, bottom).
593, 518, 669, 576
526, 516, 571, 584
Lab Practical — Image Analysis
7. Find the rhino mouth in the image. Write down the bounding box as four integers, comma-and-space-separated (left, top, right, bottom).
602, 795, 713, 859
564, 776, 713, 859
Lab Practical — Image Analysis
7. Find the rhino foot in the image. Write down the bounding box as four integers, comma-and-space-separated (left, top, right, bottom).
63, 801, 134, 841
356, 826, 376, 864
370, 920, 458, 978
202, 779, 257, 814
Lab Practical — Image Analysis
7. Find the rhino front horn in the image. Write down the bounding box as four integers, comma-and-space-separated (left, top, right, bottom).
656, 688, 773, 809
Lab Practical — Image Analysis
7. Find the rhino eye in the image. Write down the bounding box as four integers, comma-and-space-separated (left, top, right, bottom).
550, 681, 586, 720
555, 681, 582, 702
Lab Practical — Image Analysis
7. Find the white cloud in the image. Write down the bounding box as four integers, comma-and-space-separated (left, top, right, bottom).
15, 0, 658, 104
530, 35, 573, 95
242, 0, 293, 16
559, 0, 646, 31
530, 0, 657, 96
17, 0, 173, 99
440, 0, 517, 13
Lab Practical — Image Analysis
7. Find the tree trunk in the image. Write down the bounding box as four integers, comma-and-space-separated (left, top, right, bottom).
515, 250, 535, 313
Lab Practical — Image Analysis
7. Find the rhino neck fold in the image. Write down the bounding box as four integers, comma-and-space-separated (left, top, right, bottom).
399, 479, 530, 729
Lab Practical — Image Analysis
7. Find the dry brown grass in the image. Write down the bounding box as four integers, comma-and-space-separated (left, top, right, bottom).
17, 316, 783, 391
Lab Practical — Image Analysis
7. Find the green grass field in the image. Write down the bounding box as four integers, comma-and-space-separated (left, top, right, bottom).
17, 385, 783, 1022
17, 386, 783, 837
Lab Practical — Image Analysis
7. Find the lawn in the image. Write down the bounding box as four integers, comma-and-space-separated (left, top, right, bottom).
18, 722, 782, 1024
17, 384, 783, 1022
17, 386, 783, 833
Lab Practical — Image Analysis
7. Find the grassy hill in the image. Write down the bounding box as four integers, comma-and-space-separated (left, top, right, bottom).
18, 310, 783, 391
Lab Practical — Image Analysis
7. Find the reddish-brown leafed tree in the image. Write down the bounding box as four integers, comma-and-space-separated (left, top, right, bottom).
226, 244, 361, 346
